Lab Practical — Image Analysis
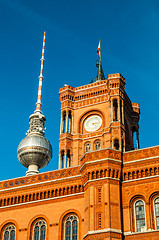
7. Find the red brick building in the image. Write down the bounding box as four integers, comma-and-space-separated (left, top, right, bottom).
0, 45, 159, 240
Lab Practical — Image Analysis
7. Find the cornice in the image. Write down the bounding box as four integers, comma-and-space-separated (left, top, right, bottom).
83, 228, 122, 238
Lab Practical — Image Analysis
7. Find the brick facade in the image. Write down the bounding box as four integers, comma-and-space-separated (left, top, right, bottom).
0, 74, 158, 240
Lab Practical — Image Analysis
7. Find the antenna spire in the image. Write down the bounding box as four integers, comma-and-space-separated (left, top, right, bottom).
35, 32, 46, 113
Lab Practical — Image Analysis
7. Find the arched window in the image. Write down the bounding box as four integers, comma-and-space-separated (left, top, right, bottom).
62, 111, 66, 133
61, 150, 64, 168
94, 140, 101, 150
135, 200, 146, 232
68, 111, 72, 134
154, 197, 159, 229
132, 126, 139, 150
85, 142, 91, 153
113, 99, 118, 121
114, 139, 119, 150
64, 215, 78, 240
32, 220, 46, 240
66, 150, 71, 168
3, 225, 16, 240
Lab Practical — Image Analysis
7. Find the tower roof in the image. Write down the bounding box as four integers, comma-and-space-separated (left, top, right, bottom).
96, 61, 105, 81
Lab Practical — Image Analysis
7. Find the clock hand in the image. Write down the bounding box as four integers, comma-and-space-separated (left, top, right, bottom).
92, 122, 98, 125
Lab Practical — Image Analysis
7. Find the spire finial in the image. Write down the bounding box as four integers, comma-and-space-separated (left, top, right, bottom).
97, 39, 101, 62
96, 39, 105, 81
35, 32, 46, 113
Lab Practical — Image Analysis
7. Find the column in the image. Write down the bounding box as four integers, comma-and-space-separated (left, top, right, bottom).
69, 113, 72, 133
118, 99, 121, 122
111, 100, 113, 122
64, 151, 67, 168
131, 130, 134, 149
122, 100, 124, 124
71, 114, 74, 133
66, 111, 69, 133
137, 131, 140, 149
67, 154, 70, 167
58, 153, 62, 169
60, 112, 63, 134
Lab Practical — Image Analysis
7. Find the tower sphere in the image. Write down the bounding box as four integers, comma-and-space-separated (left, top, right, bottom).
17, 133, 52, 169
17, 113, 52, 175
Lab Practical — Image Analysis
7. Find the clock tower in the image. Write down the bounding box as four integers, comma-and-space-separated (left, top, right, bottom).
58, 56, 140, 169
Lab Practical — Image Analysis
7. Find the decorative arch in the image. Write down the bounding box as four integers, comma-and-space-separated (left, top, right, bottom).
154, 196, 159, 230
149, 191, 159, 230
129, 195, 146, 233
85, 141, 91, 153
94, 139, 101, 150
27, 215, 49, 240
78, 109, 105, 134
0, 220, 18, 240
58, 209, 82, 240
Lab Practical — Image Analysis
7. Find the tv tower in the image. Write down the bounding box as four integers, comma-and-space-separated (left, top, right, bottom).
17, 32, 52, 176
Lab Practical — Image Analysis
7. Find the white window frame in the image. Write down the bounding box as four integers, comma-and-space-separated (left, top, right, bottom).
153, 196, 159, 230
32, 220, 47, 240
64, 214, 79, 240
3, 225, 16, 240
134, 199, 147, 232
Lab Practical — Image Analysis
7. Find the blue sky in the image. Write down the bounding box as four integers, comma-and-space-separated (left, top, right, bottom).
0, 0, 159, 180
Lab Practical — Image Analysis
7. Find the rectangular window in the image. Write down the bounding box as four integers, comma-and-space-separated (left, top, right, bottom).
97, 188, 102, 203
97, 213, 102, 229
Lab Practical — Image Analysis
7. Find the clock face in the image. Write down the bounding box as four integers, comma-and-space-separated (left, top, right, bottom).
84, 115, 102, 132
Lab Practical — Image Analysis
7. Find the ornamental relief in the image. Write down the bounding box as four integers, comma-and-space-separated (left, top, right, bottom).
109, 151, 120, 160
60, 141, 64, 147
113, 128, 119, 135
59, 140, 72, 148
72, 96, 108, 109
143, 185, 149, 193
124, 161, 159, 169
0, 167, 81, 190
123, 146, 159, 162
81, 149, 121, 164
122, 182, 159, 203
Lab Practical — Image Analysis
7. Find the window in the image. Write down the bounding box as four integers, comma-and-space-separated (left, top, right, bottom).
154, 197, 159, 229
61, 150, 64, 168
3, 225, 16, 240
97, 188, 102, 203
132, 126, 139, 150
85, 142, 91, 153
135, 200, 146, 232
113, 99, 118, 121
33, 220, 46, 240
95, 141, 101, 150
64, 215, 78, 240
97, 213, 102, 229
62, 111, 66, 133
114, 139, 119, 150
66, 150, 71, 168
68, 111, 72, 134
